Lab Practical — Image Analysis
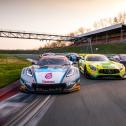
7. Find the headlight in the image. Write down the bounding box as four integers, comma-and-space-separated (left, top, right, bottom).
119, 65, 124, 71
26, 68, 33, 77
89, 65, 97, 71
66, 69, 74, 77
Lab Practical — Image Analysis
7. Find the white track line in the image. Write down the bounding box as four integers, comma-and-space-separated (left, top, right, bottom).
26, 96, 56, 126
18, 95, 51, 126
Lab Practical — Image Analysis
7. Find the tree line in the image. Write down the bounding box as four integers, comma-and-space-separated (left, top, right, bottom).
68, 11, 126, 36
41, 11, 126, 49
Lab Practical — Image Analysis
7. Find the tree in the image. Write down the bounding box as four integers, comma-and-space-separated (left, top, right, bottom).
69, 32, 75, 37
78, 27, 84, 34
113, 17, 118, 24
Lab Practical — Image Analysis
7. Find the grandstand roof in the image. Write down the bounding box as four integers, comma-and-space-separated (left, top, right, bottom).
76, 23, 126, 38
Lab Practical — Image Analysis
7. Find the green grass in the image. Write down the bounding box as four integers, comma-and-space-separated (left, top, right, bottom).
39, 42, 126, 54
0, 55, 31, 88
92, 43, 126, 54
0, 42, 126, 54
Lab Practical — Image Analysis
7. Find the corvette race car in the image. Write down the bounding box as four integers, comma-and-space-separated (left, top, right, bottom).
78, 54, 126, 79
20, 55, 80, 93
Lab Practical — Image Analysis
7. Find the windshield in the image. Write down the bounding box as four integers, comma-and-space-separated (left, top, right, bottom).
69, 53, 79, 57
86, 55, 109, 61
37, 57, 70, 66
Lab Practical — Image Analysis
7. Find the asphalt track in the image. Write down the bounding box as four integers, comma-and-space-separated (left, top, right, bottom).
1, 74, 126, 126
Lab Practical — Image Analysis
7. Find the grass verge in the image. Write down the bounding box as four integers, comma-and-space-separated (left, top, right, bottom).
39, 42, 126, 54
0, 55, 31, 88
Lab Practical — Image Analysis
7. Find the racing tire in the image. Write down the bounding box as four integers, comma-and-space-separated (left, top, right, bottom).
19, 85, 31, 94
84, 66, 92, 79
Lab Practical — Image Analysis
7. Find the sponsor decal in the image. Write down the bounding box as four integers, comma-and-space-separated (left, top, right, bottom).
45, 73, 52, 79
42, 80, 55, 84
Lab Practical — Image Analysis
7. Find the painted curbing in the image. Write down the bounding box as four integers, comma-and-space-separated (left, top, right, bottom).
0, 80, 20, 100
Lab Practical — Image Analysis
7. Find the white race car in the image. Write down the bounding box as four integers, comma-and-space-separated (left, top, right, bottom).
20, 55, 80, 93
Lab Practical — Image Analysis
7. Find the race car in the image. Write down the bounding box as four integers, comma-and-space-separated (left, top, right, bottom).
39, 53, 55, 58
78, 54, 126, 79
20, 55, 80, 93
109, 54, 126, 67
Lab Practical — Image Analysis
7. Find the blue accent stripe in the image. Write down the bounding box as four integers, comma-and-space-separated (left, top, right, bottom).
34, 68, 66, 72
33, 71, 37, 83
60, 68, 70, 83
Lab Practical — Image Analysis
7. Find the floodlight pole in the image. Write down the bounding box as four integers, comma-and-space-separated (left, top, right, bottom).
87, 38, 93, 54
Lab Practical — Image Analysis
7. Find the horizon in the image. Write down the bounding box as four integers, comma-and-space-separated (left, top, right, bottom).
0, 0, 126, 49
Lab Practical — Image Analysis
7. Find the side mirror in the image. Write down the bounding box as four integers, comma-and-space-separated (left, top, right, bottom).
32, 61, 35, 65
80, 56, 85, 61
39, 54, 42, 58
77, 56, 81, 61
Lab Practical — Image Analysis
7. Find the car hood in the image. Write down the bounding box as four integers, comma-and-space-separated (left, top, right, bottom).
86, 61, 122, 69
33, 65, 69, 84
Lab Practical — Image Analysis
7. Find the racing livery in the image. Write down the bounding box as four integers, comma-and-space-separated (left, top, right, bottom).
78, 54, 126, 79
20, 55, 80, 93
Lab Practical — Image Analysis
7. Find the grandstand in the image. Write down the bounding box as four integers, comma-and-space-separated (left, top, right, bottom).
73, 23, 126, 45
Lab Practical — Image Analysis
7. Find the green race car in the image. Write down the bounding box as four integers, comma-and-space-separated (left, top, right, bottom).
78, 54, 126, 79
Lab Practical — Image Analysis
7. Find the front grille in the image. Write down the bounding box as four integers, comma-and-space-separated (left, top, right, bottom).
99, 69, 119, 74
32, 83, 67, 90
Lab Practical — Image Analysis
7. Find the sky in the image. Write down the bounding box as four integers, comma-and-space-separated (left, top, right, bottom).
0, 0, 126, 50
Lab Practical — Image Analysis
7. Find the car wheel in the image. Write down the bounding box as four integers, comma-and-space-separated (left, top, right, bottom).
78, 63, 81, 71
84, 66, 91, 79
